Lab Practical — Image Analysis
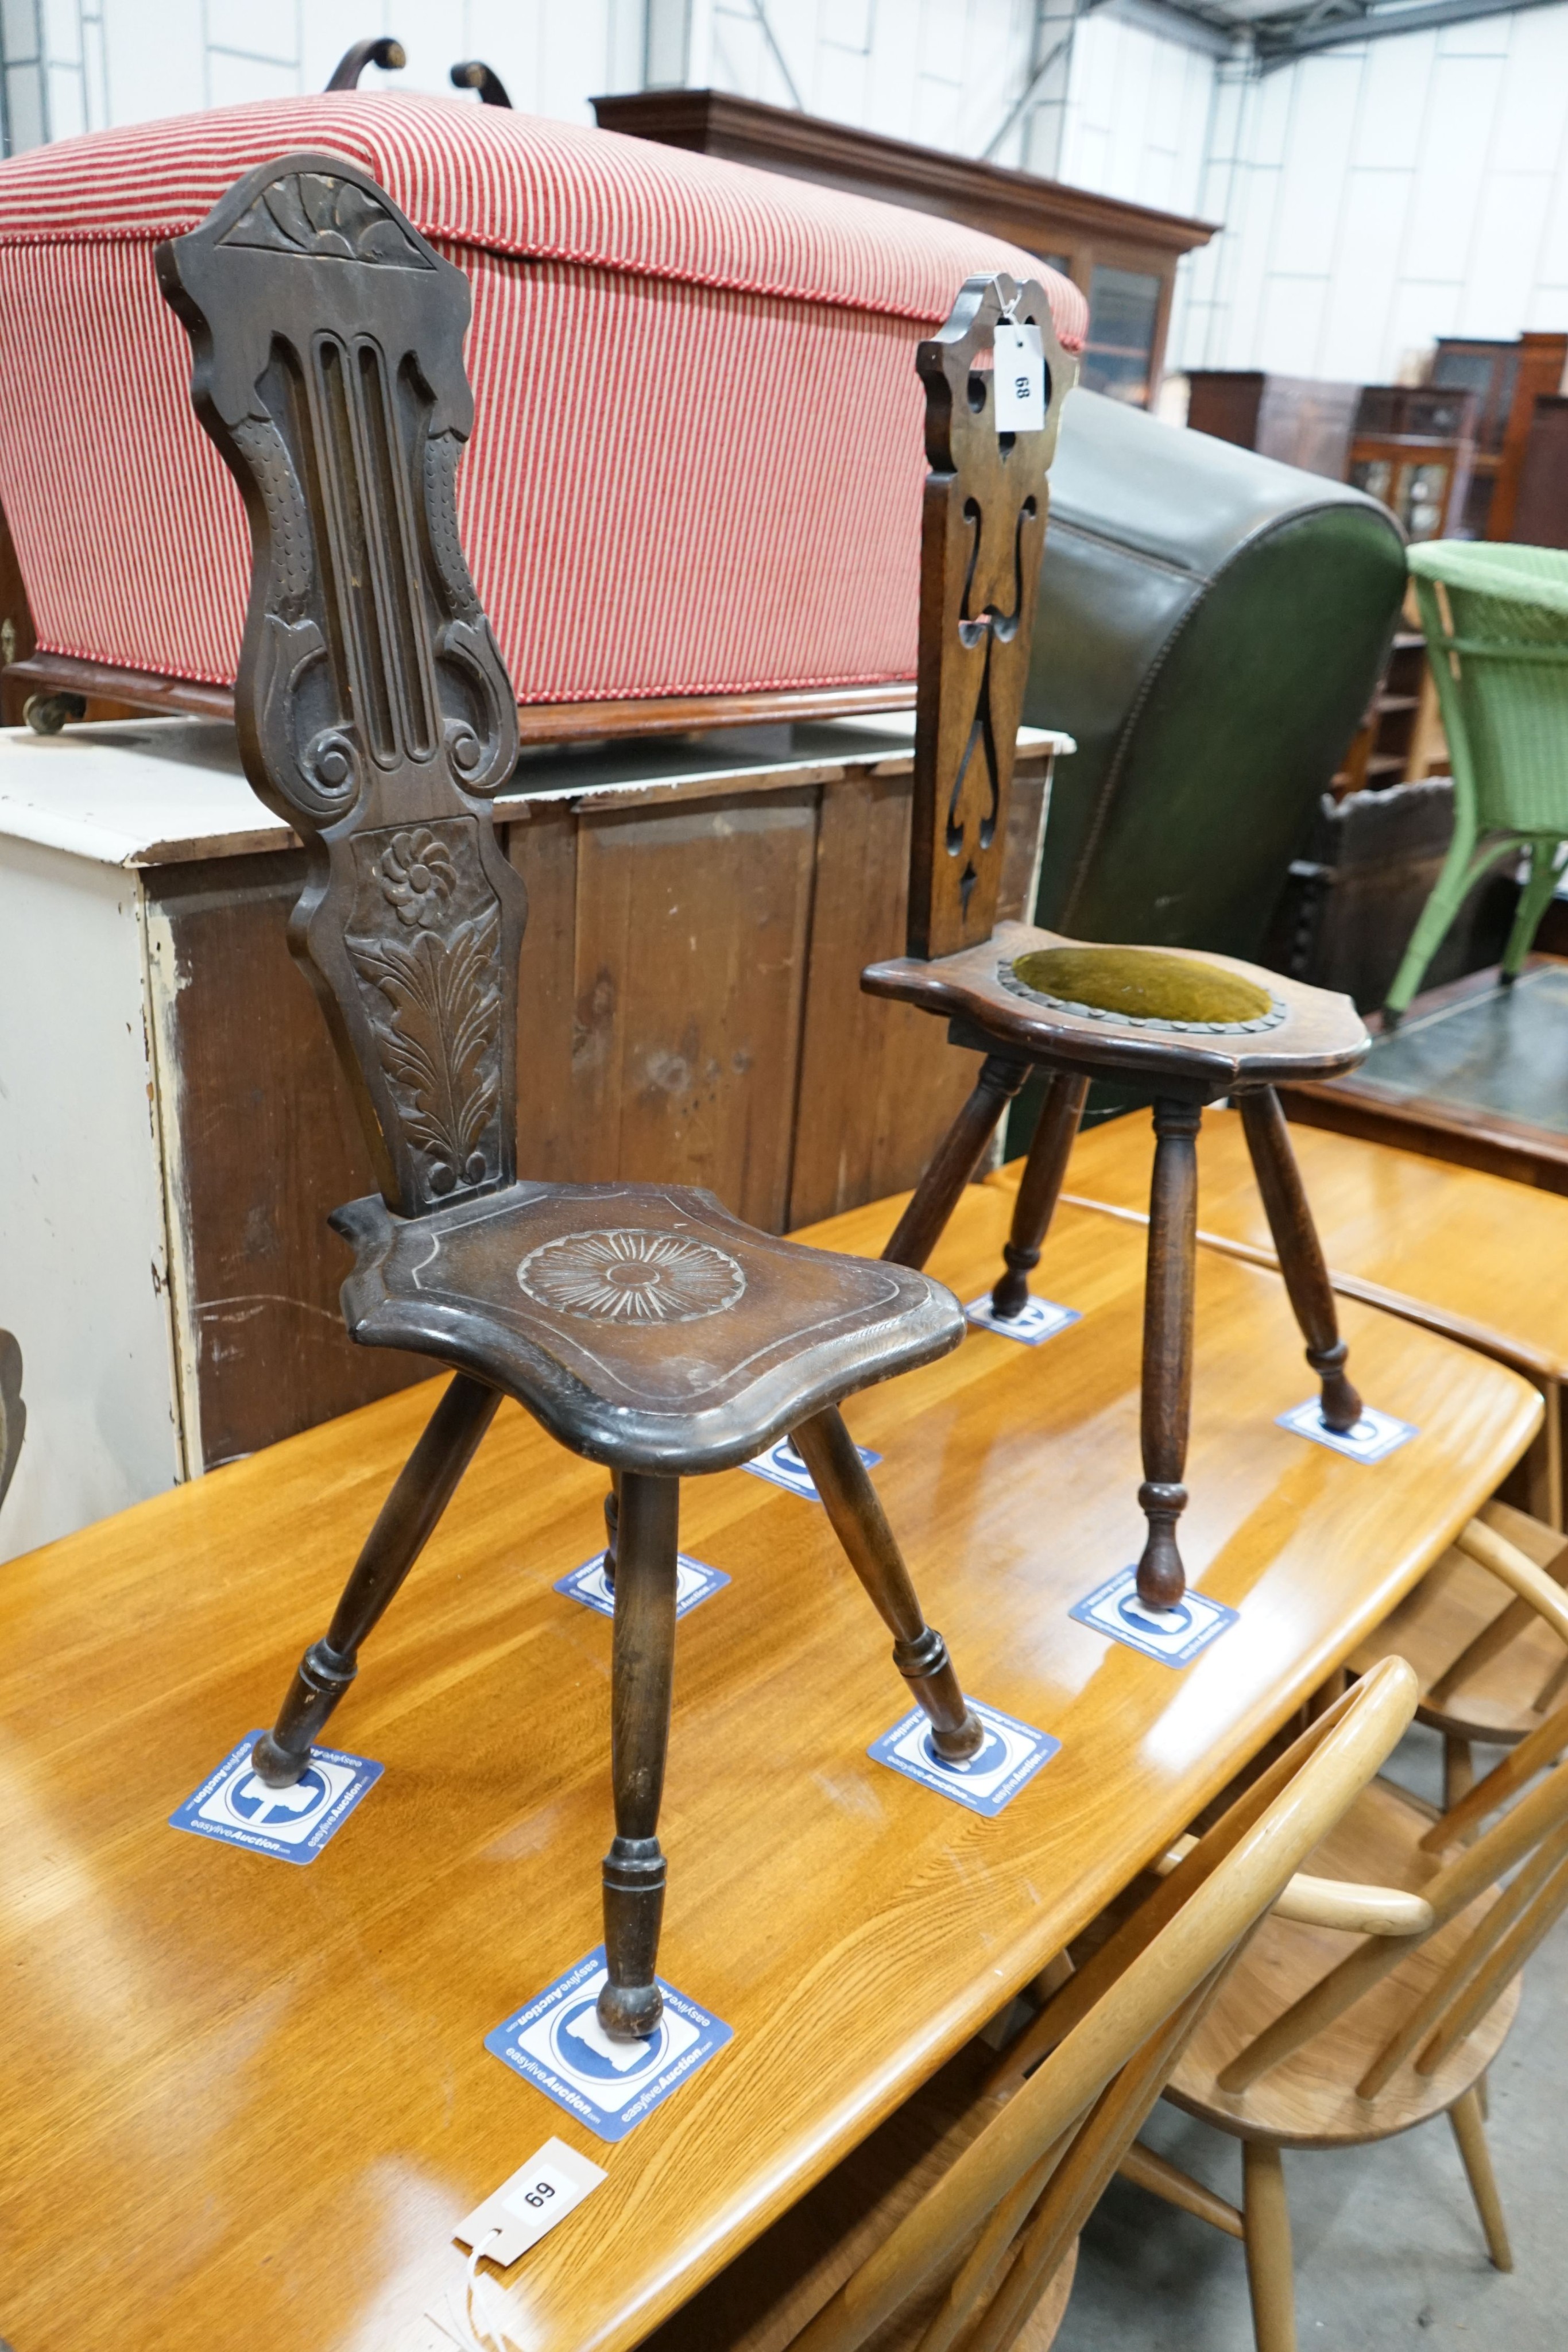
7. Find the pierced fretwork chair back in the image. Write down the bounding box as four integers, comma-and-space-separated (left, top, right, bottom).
782, 1659, 1416, 2352
876, 273, 1369, 1615
1217, 1677, 1568, 2104
908, 273, 1075, 962
156, 152, 524, 1220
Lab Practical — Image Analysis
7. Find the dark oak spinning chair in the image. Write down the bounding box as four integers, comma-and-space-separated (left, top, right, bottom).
874, 285, 1372, 1608
156, 153, 984, 2040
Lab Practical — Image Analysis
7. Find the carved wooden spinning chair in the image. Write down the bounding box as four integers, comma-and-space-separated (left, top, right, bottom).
873, 284, 1373, 1608
156, 154, 986, 2040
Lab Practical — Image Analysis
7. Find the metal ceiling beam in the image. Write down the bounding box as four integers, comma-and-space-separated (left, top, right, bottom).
1257, 0, 1568, 63
1099, 0, 1241, 55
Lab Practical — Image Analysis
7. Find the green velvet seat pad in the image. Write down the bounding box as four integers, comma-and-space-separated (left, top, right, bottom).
1009, 945, 1274, 1026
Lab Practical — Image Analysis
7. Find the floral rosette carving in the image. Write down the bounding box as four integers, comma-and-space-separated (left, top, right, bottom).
516, 1229, 747, 1323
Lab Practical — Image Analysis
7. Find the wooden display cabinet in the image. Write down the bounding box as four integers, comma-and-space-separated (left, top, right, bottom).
590, 88, 1215, 411
1185, 370, 1359, 479
1430, 332, 1568, 541
1509, 395, 1568, 549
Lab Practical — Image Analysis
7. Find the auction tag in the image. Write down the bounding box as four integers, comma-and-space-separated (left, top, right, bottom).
993, 323, 1046, 431
453, 2135, 606, 2265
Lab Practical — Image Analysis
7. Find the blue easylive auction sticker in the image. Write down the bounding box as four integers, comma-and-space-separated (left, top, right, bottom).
869, 1697, 1060, 1817
555, 1550, 730, 1620
743, 1434, 881, 1501
486, 1946, 733, 2144
963, 1291, 1081, 1346
169, 1732, 382, 1864
1070, 1566, 1238, 1669
1276, 1398, 1418, 1465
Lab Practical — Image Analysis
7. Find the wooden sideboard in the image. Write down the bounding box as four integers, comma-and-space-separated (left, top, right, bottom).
591, 88, 1215, 410
0, 713, 1063, 1549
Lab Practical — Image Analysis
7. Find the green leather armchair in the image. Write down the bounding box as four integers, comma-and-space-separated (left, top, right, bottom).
1028, 389, 1408, 958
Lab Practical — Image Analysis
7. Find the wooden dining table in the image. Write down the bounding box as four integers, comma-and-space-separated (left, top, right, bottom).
0, 1178, 1538, 2352
1037, 1102, 1568, 1525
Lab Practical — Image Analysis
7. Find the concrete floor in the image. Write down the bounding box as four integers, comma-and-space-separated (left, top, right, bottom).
1055, 1724, 1568, 2350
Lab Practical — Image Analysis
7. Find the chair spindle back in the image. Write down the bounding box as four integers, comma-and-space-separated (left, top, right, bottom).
1217, 1681, 1568, 2100
787, 1658, 1416, 2352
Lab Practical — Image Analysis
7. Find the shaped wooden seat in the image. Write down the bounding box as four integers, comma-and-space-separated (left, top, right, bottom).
874, 278, 1372, 1610
1130, 1683, 1568, 2350
635, 1661, 1416, 2352
335, 1178, 955, 1472
155, 153, 984, 2041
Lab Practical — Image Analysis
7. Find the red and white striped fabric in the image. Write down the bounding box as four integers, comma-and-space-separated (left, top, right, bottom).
0, 95, 1085, 706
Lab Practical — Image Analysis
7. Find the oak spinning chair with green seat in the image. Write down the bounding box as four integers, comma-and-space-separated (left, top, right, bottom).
1384, 543, 1568, 1028
870, 289, 1373, 1612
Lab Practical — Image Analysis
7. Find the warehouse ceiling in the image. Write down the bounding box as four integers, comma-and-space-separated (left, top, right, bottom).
1121, 0, 1565, 64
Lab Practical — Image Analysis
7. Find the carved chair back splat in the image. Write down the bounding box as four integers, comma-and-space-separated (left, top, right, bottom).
158, 153, 983, 2041
874, 277, 1371, 1610
157, 154, 522, 1222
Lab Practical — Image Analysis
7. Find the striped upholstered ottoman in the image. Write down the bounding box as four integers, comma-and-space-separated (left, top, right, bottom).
0, 93, 1084, 736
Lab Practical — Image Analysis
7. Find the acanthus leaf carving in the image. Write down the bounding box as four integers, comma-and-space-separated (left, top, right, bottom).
348, 862, 502, 1197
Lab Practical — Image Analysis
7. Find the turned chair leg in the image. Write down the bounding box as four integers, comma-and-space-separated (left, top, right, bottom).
602, 1468, 623, 1593
1443, 1732, 1476, 1816
1242, 2141, 1299, 2352
1449, 2085, 1513, 2269
252, 1374, 501, 1787
1238, 1088, 1362, 1433
1137, 1099, 1201, 1610
991, 1072, 1090, 1317
882, 1051, 1031, 1270
598, 1471, 680, 2042
791, 1405, 983, 1761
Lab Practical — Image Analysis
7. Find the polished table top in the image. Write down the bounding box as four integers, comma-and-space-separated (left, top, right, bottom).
0, 1182, 1538, 2352
1042, 1103, 1568, 1387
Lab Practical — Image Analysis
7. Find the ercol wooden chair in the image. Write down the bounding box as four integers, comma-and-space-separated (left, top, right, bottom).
633, 1659, 1416, 2352
1131, 1670, 1568, 2352
1345, 1496, 1568, 1809
870, 292, 1373, 1608
155, 153, 986, 2042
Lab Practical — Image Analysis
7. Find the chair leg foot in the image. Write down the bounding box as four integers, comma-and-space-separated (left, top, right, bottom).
253, 1373, 500, 1784
598, 1472, 680, 2041
1238, 1089, 1362, 1434
1450, 2086, 1512, 2270
1443, 1734, 1475, 1815
252, 1640, 357, 1785
1242, 2140, 1299, 2352
790, 1406, 983, 1761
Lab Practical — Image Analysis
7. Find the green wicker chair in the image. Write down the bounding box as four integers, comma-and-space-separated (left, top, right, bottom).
1385, 543, 1568, 1026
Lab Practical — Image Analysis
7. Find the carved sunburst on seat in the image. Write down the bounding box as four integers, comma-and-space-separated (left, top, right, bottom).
516, 1228, 748, 1323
